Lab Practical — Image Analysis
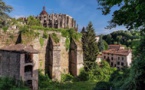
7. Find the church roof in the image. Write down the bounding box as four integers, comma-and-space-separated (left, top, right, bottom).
40, 6, 48, 15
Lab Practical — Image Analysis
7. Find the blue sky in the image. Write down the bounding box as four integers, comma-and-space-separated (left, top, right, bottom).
4, 0, 126, 35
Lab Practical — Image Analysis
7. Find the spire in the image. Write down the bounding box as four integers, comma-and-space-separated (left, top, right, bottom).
43, 6, 45, 11
40, 6, 48, 15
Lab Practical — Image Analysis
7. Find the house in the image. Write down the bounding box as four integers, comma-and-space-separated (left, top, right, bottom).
96, 36, 100, 42
0, 44, 39, 90
102, 45, 132, 69
96, 54, 102, 64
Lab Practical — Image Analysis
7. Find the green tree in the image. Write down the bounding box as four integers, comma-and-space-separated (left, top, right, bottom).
98, 35, 105, 52
27, 16, 41, 26
97, 0, 145, 30
98, 0, 145, 89
103, 40, 108, 50
0, 0, 12, 20
81, 22, 99, 71
0, 0, 13, 27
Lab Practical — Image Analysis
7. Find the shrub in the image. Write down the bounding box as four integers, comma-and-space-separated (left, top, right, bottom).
0, 77, 29, 90
51, 33, 60, 43
77, 69, 89, 81
2, 26, 8, 32
38, 70, 52, 89
93, 81, 111, 90
39, 37, 44, 47
61, 74, 74, 82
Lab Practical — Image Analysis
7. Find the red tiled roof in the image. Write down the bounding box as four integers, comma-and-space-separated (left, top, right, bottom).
102, 49, 131, 56
0, 44, 39, 53
109, 44, 121, 50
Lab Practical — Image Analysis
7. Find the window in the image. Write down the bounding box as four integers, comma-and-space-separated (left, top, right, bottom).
117, 67, 120, 70
118, 57, 120, 60
111, 57, 113, 60
44, 20, 46, 23
121, 62, 124, 66
117, 62, 120, 65
111, 62, 113, 67
104, 56, 106, 59
122, 57, 124, 60
25, 54, 33, 63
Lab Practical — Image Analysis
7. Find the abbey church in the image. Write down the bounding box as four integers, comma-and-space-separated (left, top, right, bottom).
37, 6, 78, 29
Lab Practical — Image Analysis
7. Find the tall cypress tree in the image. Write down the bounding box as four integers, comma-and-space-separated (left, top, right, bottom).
81, 22, 99, 71
98, 35, 105, 52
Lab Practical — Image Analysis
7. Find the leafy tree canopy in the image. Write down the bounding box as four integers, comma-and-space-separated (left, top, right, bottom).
0, 0, 13, 20
97, 0, 145, 89
97, 0, 145, 29
102, 30, 140, 48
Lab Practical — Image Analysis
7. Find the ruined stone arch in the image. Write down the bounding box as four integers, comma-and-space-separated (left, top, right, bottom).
69, 38, 77, 76
45, 36, 53, 78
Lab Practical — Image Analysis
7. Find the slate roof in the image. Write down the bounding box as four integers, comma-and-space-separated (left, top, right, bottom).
0, 44, 39, 54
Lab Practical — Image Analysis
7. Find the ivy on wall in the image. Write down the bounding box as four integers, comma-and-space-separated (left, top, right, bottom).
4, 17, 82, 50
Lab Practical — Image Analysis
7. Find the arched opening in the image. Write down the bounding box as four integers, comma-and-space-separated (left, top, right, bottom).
45, 37, 53, 78
43, 20, 47, 27
48, 19, 52, 28
25, 54, 33, 63
54, 20, 58, 28
69, 38, 77, 76
25, 65, 33, 77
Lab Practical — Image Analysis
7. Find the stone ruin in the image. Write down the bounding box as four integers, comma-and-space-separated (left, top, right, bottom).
0, 27, 83, 77
20, 6, 78, 30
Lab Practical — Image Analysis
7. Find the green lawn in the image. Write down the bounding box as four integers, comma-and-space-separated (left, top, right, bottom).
39, 81, 96, 90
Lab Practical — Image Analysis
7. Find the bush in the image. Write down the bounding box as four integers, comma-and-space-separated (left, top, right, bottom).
38, 70, 52, 89
61, 74, 74, 82
77, 69, 89, 81
2, 26, 8, 32
39, 37, 44, 47
0, 77, 29, 90
93, 81, 111, 90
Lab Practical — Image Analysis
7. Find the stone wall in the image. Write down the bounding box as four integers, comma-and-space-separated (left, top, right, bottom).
0, 29, 84, 81
0, 51, 20, 79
